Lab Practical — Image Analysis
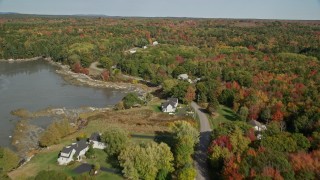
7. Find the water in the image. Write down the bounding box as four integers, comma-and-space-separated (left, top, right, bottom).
0, 60, 126, 147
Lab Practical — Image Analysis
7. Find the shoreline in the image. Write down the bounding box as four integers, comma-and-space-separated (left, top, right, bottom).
1, 57, 148, 95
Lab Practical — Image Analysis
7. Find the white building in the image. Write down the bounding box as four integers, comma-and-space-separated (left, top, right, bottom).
177, 74, 189, 80
57, 139, 89, 165
248, 120, 267, 132
58, 133, 106, 165
161, 98, 178, 113
248, 120, 267, 140
129, 49, 137, 54
89, 133, 107, 150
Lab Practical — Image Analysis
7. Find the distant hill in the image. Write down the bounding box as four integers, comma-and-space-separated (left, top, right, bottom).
0, 12, 19, 15
72, 14, 109, 17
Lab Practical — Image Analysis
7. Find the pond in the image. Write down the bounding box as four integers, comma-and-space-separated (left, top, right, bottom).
0, 60, 126, 147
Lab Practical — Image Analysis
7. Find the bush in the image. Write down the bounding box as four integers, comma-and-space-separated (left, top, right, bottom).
0, 147, 20, 172
122, 93, 143, 109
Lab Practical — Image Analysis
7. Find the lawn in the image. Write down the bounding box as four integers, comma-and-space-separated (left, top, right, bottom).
9, 145, 122, 180
209, 105, 240, 129
151, 105, 162, 112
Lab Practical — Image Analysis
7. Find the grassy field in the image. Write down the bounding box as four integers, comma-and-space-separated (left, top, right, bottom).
8, 144, 122, 180
209, 105, 240, 129
9, 103, 196, 179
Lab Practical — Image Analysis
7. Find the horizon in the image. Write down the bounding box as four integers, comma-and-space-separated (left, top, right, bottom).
0, 0, 319, 20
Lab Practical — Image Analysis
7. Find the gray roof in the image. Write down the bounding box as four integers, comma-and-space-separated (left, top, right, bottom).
248, 120, 263, 127
60, 139, 88, 158
90, 132, 101, 142
61, 146, 73, 156
162, 98, 178, 108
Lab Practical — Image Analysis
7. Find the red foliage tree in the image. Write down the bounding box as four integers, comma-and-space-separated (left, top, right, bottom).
248, 105, 260, 120
80, 68, 89, 75
261, 167, 284, 180
222, 155, 244, 180
72, 62, 82, 73
246, 128, 256, 142
209, 135, 232, 152
101, 70, 110, 81
175, 55, 184, 64
184, 86, 196, 103
72, 62, 89, 75
289, 152, 314, 172
272, 110, 284, 122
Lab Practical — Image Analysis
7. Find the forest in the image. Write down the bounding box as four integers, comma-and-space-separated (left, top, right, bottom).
0, 15, 319, 179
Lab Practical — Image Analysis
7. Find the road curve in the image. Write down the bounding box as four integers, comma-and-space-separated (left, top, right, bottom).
191, 101, 212, 180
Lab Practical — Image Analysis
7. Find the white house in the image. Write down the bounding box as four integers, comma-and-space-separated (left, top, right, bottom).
248, 120, 267, 140
161, 98, 178, 113
89, 132, 106, 150
129, 49, 137, 54
248, 120, 267, 132
177, 74, 189, 80
57, 139, 89, 165
153, 41, 159, 46
58, 133, 106, 165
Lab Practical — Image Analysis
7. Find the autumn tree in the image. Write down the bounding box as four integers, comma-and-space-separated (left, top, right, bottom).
184, 85, 196, 103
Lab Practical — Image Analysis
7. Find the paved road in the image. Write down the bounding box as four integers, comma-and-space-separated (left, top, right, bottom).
191, 101, 212, 180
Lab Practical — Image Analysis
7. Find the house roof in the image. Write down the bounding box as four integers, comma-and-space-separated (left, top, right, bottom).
162, 98, 178, 109
248, 120, 263, 127
178, 74, 188, 79
90, 132, 101, 142
168, 98, 178, 104
61, 146, 73, 155
60, 139, 89, 158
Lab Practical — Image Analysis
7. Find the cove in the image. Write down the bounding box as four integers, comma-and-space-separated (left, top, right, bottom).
0, 60, 126, 147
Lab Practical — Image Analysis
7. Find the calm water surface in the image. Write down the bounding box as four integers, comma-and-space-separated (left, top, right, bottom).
0, 60, 126, 147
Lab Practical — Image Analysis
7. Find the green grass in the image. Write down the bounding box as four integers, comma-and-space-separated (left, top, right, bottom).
151, 105, 162, 112
209, 105, 239, 129
11, 145, 122, 179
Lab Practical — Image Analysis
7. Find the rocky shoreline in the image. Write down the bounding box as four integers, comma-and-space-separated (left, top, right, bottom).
1, 57, 148, 95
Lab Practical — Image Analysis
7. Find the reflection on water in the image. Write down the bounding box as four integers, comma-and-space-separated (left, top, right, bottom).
0, 60, 126, 147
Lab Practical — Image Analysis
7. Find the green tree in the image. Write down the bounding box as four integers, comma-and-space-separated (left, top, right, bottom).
171, 81, 189, 103
218, 89, 235, 108
101, 127, 129, 157
85, 144, 96, 159
122, 93, 143, 109
292, 133, 311, 151
229, 128, 251, 154
260, 133, 298, 153
176, 164, 196, 180
118, 142, 174, 180
207, 99, 219, 114
90, 162, 100, 175
171, 121, 199, 168
238, 106, 249, 121
260, 108, 271, 123
162, 79, 179, 95
99, 56, 113, 70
